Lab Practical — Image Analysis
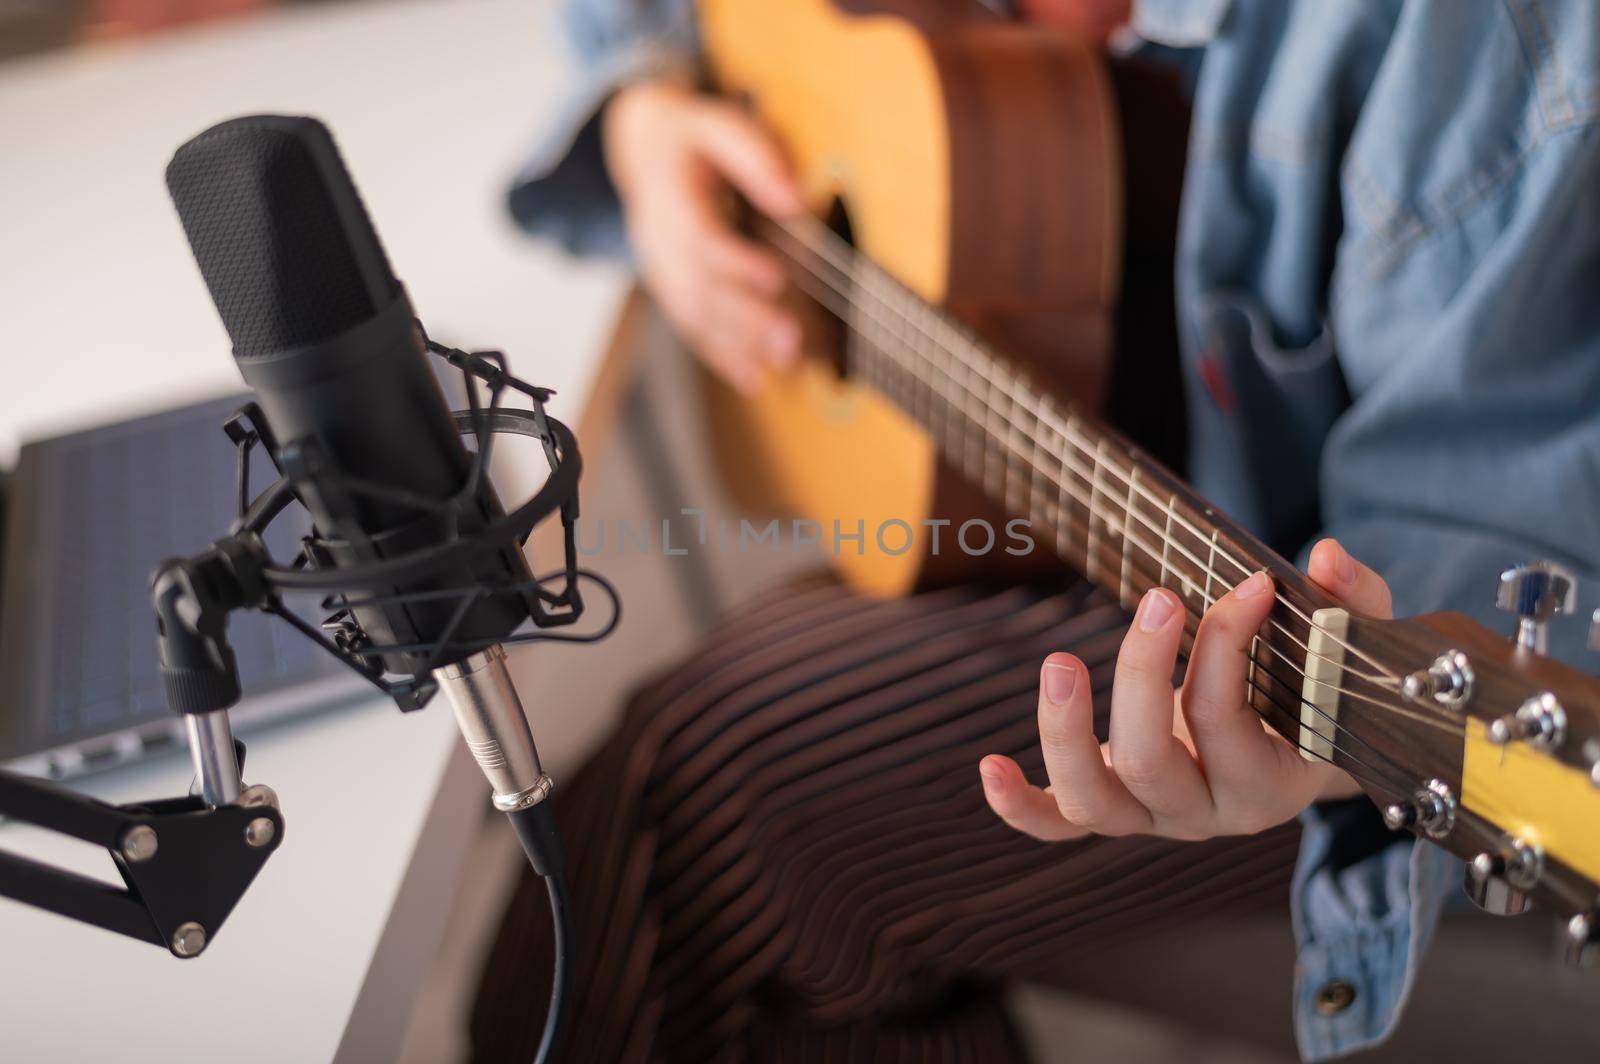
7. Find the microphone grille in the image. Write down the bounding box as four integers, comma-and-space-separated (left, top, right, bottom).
166, 115, 400, 357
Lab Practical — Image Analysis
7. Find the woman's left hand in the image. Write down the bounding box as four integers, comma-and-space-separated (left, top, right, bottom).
979, 539, 1390, 842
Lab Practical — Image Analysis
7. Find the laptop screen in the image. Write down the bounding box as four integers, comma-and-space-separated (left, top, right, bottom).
0, 395, 353, 769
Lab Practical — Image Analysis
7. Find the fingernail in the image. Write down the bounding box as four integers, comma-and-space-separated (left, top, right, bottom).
1042, 661, 1078, 705
979, 757, 1003, 783
1234, 571, 1271, 599
1137, 589, 1176, 633
1334, 544, 1357, 586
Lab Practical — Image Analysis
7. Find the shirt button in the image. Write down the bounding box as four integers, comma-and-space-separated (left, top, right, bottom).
1316, 980, 1357, 1016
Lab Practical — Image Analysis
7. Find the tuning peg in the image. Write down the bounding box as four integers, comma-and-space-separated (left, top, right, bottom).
1464, 840, 1540, 916
1381, 779, 1456, 839
1487, 691, 1568, 751
1589, 608, 1600, 652
1401, 649, 1473, 709
1497, 562, 1577, 654
1566, 912, 1599, 968
1465, 855, 1530, 916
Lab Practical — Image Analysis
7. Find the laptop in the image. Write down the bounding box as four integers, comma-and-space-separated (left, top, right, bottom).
0, 395, 370, 780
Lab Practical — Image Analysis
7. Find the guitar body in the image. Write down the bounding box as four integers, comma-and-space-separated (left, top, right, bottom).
699, 0, 1121, 596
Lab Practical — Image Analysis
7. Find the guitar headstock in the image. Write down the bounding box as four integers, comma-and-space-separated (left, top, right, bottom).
1328, 565, 1600, 966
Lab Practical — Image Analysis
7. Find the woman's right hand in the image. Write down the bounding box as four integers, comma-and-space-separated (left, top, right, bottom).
603, 81, 804, 394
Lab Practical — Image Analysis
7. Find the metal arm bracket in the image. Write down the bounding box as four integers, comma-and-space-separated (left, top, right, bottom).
0, 767, 282, 956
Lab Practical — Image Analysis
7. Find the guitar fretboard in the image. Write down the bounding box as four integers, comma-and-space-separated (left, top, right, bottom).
754, 213, 1403, 764
758, 215, 1298, 611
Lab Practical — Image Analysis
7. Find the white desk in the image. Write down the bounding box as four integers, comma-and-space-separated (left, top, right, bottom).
0, 2, 629, 1060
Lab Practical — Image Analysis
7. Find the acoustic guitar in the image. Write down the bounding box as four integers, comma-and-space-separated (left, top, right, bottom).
694, 0, 1600, 960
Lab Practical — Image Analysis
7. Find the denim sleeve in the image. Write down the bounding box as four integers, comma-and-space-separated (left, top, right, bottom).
1291, 800, 1455, 1059
509, 0, 700, 258
1130, 0, 1231, 47
1287, 6, 1600, 1057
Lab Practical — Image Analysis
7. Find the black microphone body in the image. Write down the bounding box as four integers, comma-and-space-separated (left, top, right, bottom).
166, 115, 573, 1061
166, 115, 531, 675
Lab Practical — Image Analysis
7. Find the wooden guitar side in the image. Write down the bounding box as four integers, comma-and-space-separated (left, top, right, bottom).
698, 0, 1120, 596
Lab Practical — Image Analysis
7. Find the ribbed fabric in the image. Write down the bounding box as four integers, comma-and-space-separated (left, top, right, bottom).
471, 575, 1300, 1062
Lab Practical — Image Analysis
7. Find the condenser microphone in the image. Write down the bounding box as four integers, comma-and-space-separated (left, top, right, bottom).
165, 115, 532, 676
165, 116, 572, 1061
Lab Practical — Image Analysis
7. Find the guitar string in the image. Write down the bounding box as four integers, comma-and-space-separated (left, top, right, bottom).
831, 261, 1461, 738
1041, 492, 1458, 743
1184, 620, 1423, 795
1240, 670, 1413, 799
801, 254, 1459, 773
778, 214, 1402, 686
816, 282, 1438, 791
764, 232, 1478, 797
796, 266, 1461, 772
760, 217, 1422, 701
761, 214, 1407, 691
844, 300, 1455, 735
941, 438, 1460, 780
766, 266, 1437, 789
766, 218, 1379, 683
775, 236, 1342, 688
890, 380, 1447, 788
764, 232, 1464, 742
1007, 486, 1445, 788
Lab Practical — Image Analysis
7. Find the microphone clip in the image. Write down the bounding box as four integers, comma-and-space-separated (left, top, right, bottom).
204, 324, 619, 713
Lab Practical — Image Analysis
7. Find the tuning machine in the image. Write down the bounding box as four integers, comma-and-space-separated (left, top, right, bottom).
1464, 837, 1541, 916
1498, 561, 1577, 655
1487, 691, 1568, 751
1566, 912, 1600, 968
1382, 778, 1456, 839
1402, 649, 1473, 709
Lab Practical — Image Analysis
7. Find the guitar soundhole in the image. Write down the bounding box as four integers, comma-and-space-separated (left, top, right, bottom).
817, 197, 856, 381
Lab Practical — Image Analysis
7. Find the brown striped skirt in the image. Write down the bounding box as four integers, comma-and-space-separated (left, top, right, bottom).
470, 575, 1302, 1063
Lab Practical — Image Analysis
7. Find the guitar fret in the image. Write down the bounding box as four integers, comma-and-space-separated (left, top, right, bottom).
1060, 413, 1082, 564
1204, 525, 1220, 608
1023, 393, 1046, 530
753, 217, 1425, 782
1159, 493, 1178, 596
1247, 633, 1261, 709
861, 292, 881, 396
1055, 422, 1073, 561
902, 291, 915, 419
1001, 378, 1015, 514
938, 328, 962, 462
1121, 466, 1139, 611
982, 372, 1004, 502
887, 286, 908, 405
963, 357, 983, 485
862, 282, 882, 392
915, 297, 935, 422
1088, 440, 1111, 586
828, 242, 1272, 638
1005, 376, 1027, 518
1039, 406, 1057, 533
982, 368, 1000, 500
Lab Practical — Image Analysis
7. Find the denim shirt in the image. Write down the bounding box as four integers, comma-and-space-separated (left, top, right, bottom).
514, 1, 1600, 1058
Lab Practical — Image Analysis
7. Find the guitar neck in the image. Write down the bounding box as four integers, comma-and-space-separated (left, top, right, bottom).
755, 213, 1386, 764
759, 214, 1329, 620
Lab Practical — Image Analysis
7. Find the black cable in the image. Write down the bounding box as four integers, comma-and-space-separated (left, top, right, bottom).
507, 802, 572, 1064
